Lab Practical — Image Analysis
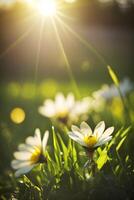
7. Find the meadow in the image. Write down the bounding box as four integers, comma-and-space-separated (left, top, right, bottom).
0, 0, 134, 200
0, 77, 134, 199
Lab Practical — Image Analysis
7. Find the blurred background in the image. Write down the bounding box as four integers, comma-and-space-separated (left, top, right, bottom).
0, 0, 134, 186
0, 0, 134, 83
0, 2, 134, 198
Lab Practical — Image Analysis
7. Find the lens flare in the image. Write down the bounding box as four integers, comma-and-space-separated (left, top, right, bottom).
36, 0, 57, 17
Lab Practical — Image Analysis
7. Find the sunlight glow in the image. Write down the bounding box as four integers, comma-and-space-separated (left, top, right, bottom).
35, 0, 57, 17
64, 0, 77, 3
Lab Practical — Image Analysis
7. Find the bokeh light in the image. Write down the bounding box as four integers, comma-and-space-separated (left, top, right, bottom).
110, 98, 124, 120
7, 82, 21, 98
39, 79, 59, 98
36, 0, 57, 17
10, 107, 25, 124
21, 83, 36, 99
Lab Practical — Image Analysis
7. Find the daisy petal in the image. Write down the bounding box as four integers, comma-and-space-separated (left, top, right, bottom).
55, 93, 65, 107
71, 125, 83, 139
100, 127, 114, 141
94, 121, 105, 138
15, 165, 35, 177
11, 160, 32, 169
35, 128, 42, 147
95, 136, 112, 147
66, 93, 75, 109
80, 121, 92, 136
68, 132, 87, 147
26, 136, 36, 146
71, 125, 80, 132
18, 144, 34, 153
26, 135, 41, 148
42, 130, 49, 153
39, 100, 56, 117
14, 151, 32, 160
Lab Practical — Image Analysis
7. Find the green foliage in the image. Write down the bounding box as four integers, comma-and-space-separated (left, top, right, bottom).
1, 124, 134, 200
107, 65, 119, 87
0, 82, 134, 199
96, 149, 108, 170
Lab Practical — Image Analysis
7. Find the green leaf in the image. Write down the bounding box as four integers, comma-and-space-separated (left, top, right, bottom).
125, 155, 129, 163
46, 151, 57, 174
114, 127, 124, 139
107, 65, 119, 86
52, 126, 62, 170
115, 165, 120, 173
121, 126, 131, 138
57, 133, 69, 169
116, 126, 131, 151
67, 138, 75, 168
116, 136, 127, 151
97, 149, 108, 170
72, 141, 78, 165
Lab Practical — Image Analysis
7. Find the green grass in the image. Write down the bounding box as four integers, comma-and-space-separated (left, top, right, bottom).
0, 80, 134, 200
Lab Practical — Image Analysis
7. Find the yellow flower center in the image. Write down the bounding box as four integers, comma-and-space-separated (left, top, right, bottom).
56, 108, 69, 124
57, 108, 68, 118
84, 135, 97, 148
30, 148, 41, 164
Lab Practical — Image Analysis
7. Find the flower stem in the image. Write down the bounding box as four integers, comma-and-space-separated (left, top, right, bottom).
87, 150, 97, 177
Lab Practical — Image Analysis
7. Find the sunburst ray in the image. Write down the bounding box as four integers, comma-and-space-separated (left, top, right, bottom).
56, 16, 107, 67
51, 18, 80, 98
0, 15, 37, 59
34, 18, 46, 85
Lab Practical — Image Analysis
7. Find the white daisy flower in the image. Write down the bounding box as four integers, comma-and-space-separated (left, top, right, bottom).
93, 78, 133, 101
39, 93, 90, 124
85, 96, 105, 113
68, 121, 114, 150
69, 97, 91, 122
11, 129, 49, 177
120, 78, 133, 95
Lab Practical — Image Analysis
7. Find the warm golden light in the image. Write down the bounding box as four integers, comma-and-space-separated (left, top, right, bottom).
10, 107, 25, 124
64, 0, 77, 3
36, 0, 57, 17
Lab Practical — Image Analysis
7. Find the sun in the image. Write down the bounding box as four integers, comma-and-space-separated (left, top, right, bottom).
36, 0, 57, 17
